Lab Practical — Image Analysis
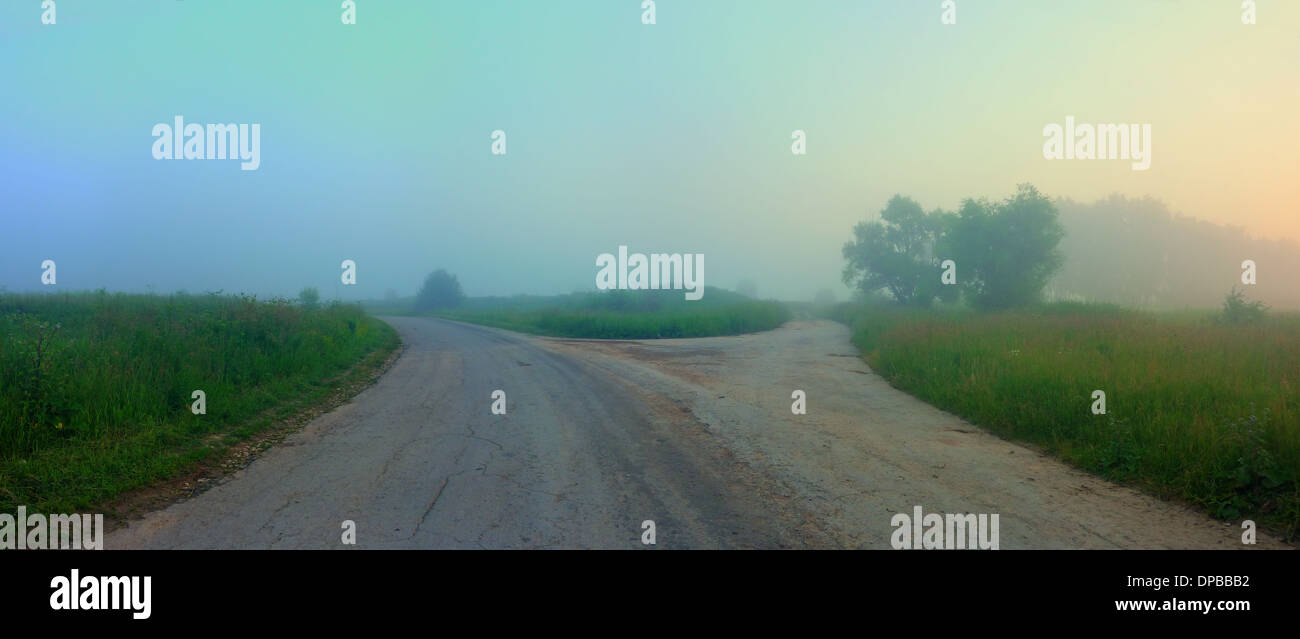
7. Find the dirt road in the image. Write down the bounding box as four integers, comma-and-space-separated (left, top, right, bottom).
108, 318, 1286, 549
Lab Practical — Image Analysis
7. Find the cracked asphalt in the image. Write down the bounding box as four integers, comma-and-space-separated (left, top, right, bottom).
107, 317, 1288, 549
107, 316, 821, 549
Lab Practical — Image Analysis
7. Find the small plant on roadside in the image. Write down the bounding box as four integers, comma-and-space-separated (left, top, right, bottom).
2, 314, 72, 446
1095, 415, 1139, 478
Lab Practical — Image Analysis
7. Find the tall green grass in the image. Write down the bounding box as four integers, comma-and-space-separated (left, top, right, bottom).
832, 302, 1300, 538
426, 288, 791, 339
0, 291, 398, 514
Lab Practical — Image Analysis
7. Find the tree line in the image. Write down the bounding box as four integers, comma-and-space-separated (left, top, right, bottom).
842, 184, 1064, 310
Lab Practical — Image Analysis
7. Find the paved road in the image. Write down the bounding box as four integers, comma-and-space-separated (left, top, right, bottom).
109, 316, 823, 549
109, 317, 1286, 549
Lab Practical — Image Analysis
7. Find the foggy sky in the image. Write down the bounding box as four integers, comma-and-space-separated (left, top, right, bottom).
3, 1, 1297, 303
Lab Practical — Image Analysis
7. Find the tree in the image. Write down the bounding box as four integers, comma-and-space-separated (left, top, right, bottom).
842, 195, 952, 307
298, 286, 320, 309
413, 269, 466, 312
944, 184, 1064, 310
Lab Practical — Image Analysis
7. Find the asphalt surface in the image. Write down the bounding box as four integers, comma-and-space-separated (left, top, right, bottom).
108, 317, 1286, 549
108, 316, 822, 549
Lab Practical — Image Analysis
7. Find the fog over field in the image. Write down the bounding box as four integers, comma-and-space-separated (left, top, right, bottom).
1053, 198, 1300, 310
2, 1, 1297, 307
5, 0, 1300, 593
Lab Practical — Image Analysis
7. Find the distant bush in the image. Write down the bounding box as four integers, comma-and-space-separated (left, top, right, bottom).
1220, 288, 1267, 325
413, 269, 466, 312
298, 286, 320, 308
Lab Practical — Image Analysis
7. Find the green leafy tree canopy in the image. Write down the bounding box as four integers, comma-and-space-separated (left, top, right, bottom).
945, 184, 1065, 310
842, 195, 953, 307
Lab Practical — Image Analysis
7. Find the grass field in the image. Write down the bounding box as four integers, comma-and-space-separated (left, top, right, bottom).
830, 302, 1300, 539
378, 288, 792, 339
0, 291, 399, 514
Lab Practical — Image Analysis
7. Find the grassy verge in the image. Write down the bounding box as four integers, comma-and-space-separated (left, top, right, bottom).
0, 291, 399, 514
436, 302, 790, 339
829, 302, 1300, 539
389, 288, 792, 339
